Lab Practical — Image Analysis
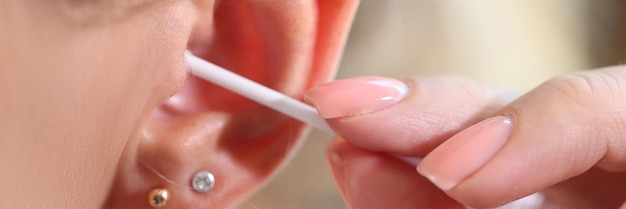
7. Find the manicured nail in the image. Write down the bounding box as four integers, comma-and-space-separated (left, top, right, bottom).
327, 140, 350, 203
305, 77, 409, 118
417, 116, 513, 190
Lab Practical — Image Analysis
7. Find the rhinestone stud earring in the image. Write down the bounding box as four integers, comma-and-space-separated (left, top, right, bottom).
192, 171, 215, 193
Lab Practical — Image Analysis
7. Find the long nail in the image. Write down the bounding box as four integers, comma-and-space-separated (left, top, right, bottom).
305, 77, 409, 119
417, 116, 513, 190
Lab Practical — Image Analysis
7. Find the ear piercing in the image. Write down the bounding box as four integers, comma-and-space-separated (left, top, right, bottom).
149, 188, 169, 208
145, 170, 216, 207
192, 170, 216, 193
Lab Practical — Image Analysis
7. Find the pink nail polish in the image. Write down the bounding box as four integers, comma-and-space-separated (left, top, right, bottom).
327, 140, 352, 204
305, 77, 408, 119
417, 116, 513, 190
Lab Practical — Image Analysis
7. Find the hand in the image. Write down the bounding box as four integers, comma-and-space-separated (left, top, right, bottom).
305, 66, 626, 209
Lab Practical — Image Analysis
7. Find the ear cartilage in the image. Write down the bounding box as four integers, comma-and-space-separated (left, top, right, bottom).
184, 51, 420, 166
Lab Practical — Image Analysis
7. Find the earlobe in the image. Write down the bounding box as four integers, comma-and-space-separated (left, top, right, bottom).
105, 112, 232, 209
106, 0, 359, 208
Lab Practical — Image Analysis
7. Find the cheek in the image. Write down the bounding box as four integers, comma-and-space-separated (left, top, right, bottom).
0, 1, 197, 208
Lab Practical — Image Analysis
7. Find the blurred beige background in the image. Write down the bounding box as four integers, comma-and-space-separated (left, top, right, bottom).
237, 1, 626, 208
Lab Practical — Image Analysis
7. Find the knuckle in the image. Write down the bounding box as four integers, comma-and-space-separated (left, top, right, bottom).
543, 74, 594, 107
541, 69, 626, 170
542, 70, 625, 110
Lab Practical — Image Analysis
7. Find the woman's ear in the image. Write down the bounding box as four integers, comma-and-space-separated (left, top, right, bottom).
105, 1, 359, 208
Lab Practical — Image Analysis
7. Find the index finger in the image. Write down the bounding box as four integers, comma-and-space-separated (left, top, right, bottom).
307, 76, 515, 156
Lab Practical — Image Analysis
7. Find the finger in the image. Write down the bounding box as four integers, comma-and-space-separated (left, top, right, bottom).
306, 76, 515, 156
327, 138, 464, 209
417, 66, 626, 208
542, 168, 626, 208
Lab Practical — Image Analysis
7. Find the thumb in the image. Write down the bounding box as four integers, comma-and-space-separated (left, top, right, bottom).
416, 66, 626, 208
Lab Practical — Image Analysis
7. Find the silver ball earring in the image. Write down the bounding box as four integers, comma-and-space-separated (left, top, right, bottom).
191, 170, 215, 193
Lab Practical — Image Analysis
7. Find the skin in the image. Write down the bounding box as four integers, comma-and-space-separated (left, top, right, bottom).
0, 0, 358, 208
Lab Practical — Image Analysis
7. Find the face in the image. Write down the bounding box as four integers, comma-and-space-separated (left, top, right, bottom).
0, 0, 358, 208
0, 0, 195, 207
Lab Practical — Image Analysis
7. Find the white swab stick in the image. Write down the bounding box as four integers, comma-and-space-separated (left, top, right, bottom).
185, 51, 334, 133
185, 51, 421, 166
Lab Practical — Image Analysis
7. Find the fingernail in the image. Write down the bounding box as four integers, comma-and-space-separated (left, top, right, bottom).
327, 140, 350, 203
305, 77, 409, 118
417, 116, 513, 191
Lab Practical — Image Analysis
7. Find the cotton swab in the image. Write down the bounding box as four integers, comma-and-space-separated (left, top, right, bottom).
185, 51, 421, 166
185, 51, 333, 133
